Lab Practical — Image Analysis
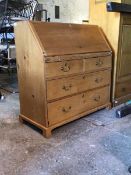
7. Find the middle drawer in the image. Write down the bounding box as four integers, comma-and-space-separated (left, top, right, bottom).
47, 69, 111, 101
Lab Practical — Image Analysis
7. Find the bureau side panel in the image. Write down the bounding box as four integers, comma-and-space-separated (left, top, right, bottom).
15, 22, 47, 126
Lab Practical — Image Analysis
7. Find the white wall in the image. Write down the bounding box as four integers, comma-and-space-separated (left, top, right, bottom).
38, 0, 89, 24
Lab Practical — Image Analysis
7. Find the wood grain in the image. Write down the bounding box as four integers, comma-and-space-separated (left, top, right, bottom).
47, 69, 111, 101
31, 22, 111, 56
46, 59, 83, 78
15, 22, 47, 126
15, 21, 112, 137
84, 56, 111, 73
48, 86, 110, 126
89, 0, 131, 105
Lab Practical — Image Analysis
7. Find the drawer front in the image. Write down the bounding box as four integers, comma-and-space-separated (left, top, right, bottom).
48, 86, 110, 126
47, 70, 111, 101
46, 60, 83, 78
84, 56, 111, 72
116, 80, 131, 98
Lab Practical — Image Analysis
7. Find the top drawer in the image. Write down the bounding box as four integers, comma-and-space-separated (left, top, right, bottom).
84, 56, 111, 72
46, 60, 83, 78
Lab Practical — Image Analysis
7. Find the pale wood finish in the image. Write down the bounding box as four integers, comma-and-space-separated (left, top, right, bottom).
84, 56, 111, 73
89, 0, 121, 54
89, 0, 131, 105
48, 86, 110, 126
15, 22, 47, 126
19, 102, 111, 138
15, 21, 112, 138
45, 52, 111, 63
46, 60, 83, 78
47, 70, 111, 101
31, 22, 111, 56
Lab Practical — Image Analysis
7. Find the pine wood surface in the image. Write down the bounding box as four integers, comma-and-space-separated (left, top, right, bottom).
89, 0, 131, 105
15, 21, 112, 137
31, 21, 111, 56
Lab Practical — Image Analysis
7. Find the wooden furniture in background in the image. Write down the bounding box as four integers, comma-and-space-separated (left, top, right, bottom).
15, 21, 112, 138
89, 0, 131, 106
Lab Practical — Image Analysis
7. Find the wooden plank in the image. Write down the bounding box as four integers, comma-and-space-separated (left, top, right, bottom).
89, 0, 121, 101
47, 69, 111, 101
45, 52, 112, 63
89, 0, 121, 54
30, 21, 111, 56
15, 22, 48, 126
48, 86, 110, 126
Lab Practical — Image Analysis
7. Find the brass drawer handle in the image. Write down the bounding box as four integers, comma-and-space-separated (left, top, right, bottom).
95, 77, 103, 83
94, 96, 101, 102
61, 62, 70, 72
62, 84, 72, 91
83, 75, 86, 79
96, 60, 103, 66
82, 93, 86, 98
62, 106, 72, 113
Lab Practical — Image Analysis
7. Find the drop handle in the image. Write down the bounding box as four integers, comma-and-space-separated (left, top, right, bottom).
96, 60, 103, 66
82, 93, 86, 98
62, 106, 72, 113
83, 75, 86, 79
95, 77, 103, 83
61, 62, 70, 72
62, 84, 72, 91
94, 96, 101, 102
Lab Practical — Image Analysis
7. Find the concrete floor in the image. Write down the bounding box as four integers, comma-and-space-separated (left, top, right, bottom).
0, 73, 131, 175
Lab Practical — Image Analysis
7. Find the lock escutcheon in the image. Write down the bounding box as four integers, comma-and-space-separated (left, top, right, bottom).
82, 93, 86, 98
62, 84, 72, 91
95, 77, 103, 83
62, 106, 72, 113
94, 95, 101, 102
61, 62, 70, 72
83, 75, 86, 79
96, 60, 103, 66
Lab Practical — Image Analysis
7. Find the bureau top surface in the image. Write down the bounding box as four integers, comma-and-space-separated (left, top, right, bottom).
20, 21, 111, 56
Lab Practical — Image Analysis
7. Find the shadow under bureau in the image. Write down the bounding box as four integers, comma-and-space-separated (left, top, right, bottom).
15, 21, 112, 138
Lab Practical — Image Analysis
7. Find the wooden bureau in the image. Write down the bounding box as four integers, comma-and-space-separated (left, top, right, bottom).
15, 21, 112, 138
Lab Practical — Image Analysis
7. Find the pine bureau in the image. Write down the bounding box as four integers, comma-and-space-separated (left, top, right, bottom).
15, 21, 112, 138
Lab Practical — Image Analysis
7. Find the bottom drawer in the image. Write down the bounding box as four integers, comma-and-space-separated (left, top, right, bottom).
116, 80, 131, 98
48, 86, 110, 126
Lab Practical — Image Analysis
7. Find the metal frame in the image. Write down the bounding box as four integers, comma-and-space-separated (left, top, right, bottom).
0, 0, 39, 94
